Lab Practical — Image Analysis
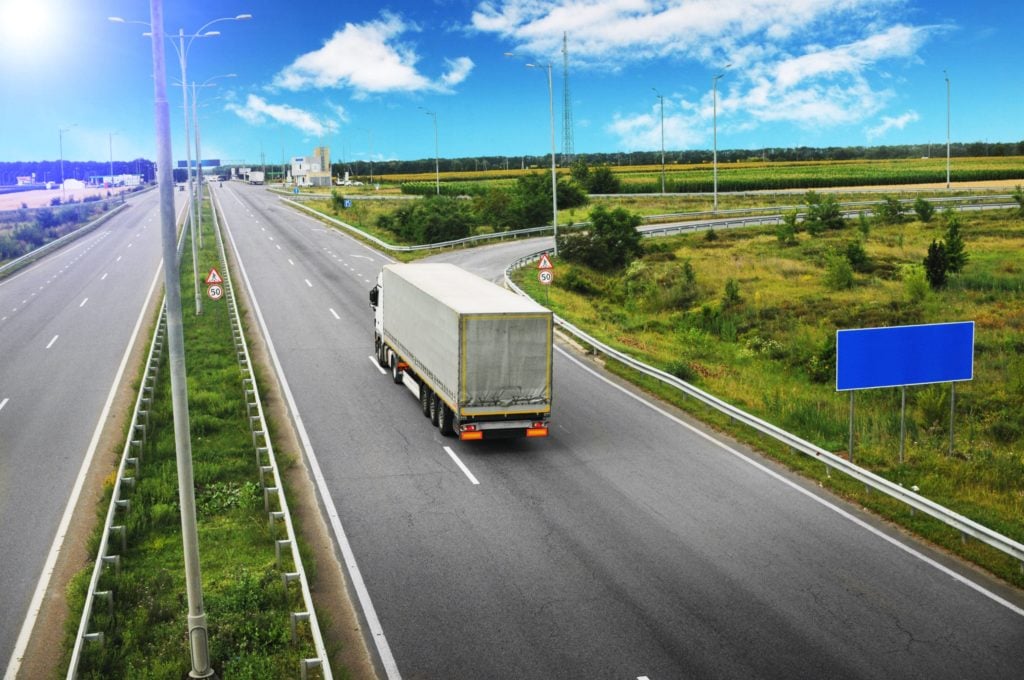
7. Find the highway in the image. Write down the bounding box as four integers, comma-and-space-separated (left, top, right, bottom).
216, 181, 1024, 679
0, 189, 180, 673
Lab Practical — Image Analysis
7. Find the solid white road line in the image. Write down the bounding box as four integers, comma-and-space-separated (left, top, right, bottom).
556, 346, 1024, 618
443, 446, 480, 485
329, 308, 340, 320
368, 355, 387, 375
4, 256, 165, 680
45, 335, 59, 349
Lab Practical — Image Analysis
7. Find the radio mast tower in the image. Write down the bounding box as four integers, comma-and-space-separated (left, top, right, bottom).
561, 32, 575, 164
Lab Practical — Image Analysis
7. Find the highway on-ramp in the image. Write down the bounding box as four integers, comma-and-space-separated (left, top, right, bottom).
218, 181, 1024, 679
1, 190, 180, 674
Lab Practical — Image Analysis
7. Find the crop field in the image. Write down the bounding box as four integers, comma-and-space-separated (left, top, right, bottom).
376, 156, 1024, 193
513, 205, 1024, 586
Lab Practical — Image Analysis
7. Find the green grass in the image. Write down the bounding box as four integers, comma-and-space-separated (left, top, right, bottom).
63, 197, 325, 678
515, 207, 1024, 587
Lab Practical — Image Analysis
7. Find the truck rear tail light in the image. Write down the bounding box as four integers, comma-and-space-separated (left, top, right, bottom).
397, 361, 409, 371
462, 424, 479, 431
526, 427, 548, 438
460, 431, 484, 441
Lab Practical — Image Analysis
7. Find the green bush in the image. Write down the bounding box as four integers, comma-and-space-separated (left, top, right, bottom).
913, 196, 935, 223
845, 240, 870, 272
901, 264, 929, 302
824, 251, 854, 289
557, 204, 642, 271
876, 195, 905, 224
924, 239, 948, 289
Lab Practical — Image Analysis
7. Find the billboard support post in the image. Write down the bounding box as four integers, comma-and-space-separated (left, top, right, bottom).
949, 383, 956, 457
899, 386, 906, 465
848, 392, 855, 464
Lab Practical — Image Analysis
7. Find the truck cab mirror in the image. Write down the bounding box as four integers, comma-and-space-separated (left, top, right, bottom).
369, 286, 379, 307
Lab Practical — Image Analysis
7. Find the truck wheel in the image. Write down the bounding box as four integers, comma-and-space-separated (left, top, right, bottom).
420, 384, 431, 417
438, 403, 455, 437
376, 340, 387, 367
429, 394, 440, 426
390, 353, 402, 384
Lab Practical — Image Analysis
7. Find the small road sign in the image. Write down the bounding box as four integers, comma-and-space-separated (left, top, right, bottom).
538, 270, 553, 285
538, 253, 553, 270
207, 284, 223, 301
205, 268, 223, 285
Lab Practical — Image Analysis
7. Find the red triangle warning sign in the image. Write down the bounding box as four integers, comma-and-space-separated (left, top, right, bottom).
205, 268, 223, 285
537, 253, 553, 270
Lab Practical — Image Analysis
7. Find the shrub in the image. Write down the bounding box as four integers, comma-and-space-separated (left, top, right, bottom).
704, 227, 718, 241
804, 190, 844, 232
944, 215, 968, 274
585, 164, 621, 194
559, 267, 603, 296
330, 190, 346, 212
557, 204, 642, 271
923, 239, 948, 289
876, 195, 905, 224
824, 251, 854, 289
845, 240, 870, 272
901, 264, 929, 303
722, 278, 742, 307
776, 211, 798, 245
857, 211, 871, 239
1012, 184, 1024, 215
913, 196, 935, 223
666, 360, 697, 382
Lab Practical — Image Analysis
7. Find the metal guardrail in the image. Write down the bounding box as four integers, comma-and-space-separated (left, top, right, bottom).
211, 188, 333, 678
504, 250, 1024, 571
0, 203, 129, 279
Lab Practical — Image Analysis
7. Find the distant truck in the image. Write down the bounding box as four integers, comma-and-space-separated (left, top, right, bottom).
370, 263, 553, 441
248, 171, 264, 185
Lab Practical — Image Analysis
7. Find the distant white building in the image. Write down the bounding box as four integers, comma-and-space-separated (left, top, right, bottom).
290, 146, 332, 187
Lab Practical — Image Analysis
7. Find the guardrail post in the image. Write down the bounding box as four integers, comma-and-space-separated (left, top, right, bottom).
93, 590, 114, 617
290, 611, 310, 643
263, 486, 280, 512
300, 658, 323, 680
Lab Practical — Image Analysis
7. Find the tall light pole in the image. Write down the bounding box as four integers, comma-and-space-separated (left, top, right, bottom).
653, 88, 665, 194
419, 107, 440, 195
108, 131, 119, 183
58, 126, 74, 202
944, 69, 951, 190
528, 61, 558, 256
712, 67, 729, 212
146, 0, 214, 676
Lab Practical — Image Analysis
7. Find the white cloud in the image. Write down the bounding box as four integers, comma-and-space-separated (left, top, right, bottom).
476, 1, 942, 147
225, 95, 338, 136
607, 100, 705, 150
273, 11, 473, 95
866, 110, 920, 139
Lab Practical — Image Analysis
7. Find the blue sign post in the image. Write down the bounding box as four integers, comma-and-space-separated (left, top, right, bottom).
836, 321, 974, 462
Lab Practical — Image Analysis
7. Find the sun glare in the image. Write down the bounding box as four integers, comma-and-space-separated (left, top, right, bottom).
0, 0, 52, 48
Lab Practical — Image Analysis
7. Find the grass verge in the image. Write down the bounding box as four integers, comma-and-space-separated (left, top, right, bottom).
62, 197, 328, 678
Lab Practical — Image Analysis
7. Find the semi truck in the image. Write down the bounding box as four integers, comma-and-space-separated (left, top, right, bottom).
370, 263, 553, 441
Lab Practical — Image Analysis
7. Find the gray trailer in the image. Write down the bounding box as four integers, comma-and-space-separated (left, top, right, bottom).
370, 263, 552, 441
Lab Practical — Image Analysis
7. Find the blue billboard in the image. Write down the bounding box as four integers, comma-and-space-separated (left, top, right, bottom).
836, 321, 974, 391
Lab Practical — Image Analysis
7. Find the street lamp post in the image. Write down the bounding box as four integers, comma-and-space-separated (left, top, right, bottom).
108, 131, 119, 184
419, 107, 440, 195
653, 88, 665, 194
944, 69, 951, 190
528, 62, 558, 256
712, 69, 728, 212
58, 126, 73, 202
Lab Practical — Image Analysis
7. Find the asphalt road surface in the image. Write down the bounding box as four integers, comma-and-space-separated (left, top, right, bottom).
0, 189, 180, 673
222, 182, 1024, 678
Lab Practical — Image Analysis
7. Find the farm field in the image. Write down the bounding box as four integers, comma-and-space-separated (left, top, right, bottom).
513, 205, 1024, 586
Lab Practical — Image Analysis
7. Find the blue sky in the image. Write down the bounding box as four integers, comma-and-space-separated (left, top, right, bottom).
0, 0, 1021, 167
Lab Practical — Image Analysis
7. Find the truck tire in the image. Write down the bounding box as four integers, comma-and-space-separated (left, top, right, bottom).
390, 353, 402, 384
429, 393, 440, 426
438, 403, 455, 437
376, 340, 388, 367
419, 384, 431, 417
